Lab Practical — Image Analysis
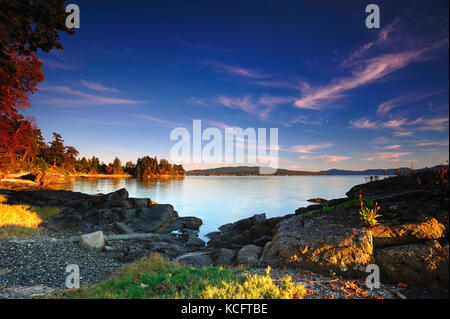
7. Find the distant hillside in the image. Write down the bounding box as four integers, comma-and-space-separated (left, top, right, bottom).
320, 165, 446, 176
187, 165, 447, 176
186, 166, 326, 176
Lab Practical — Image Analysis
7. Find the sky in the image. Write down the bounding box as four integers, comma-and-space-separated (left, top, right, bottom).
27, 0, 449, 171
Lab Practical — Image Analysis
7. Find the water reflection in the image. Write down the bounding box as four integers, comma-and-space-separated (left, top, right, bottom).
61, 176, 365, 240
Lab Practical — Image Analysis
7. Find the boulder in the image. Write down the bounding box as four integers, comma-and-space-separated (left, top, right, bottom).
34, 172, 66, 185
112, 222, 135, 234
184, 233, 206, 249
207, 233, 251, 249
236, 244, 263, 266
79, 231, 105, 249
371, 217, 446, 247
130, 204, 178, 232
206, 231, 222, 240
262, 212, 374, 276
129, 198, 150, 208
90, 188, 130, 208
175, 252, 213, 268
159, 216, 203, 233
375, 240, 449, 288
207, 214, 280, 250
218, 214, 266, 234
212, 248, 237, 265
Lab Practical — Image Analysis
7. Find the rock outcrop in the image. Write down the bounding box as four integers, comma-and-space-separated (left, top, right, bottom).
375, 240, 449, 288
261, 210, 374, 276
206, 213, 289, 250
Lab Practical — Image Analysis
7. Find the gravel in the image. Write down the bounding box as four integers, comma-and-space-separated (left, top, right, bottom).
0, 239, 125, 298
238, 267, 405, 299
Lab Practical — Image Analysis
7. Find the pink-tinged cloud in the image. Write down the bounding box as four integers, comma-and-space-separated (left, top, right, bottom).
363, 152, 411, 161
216, 95, 256, 113
393, 130, 414, 137
214, 94, 293, 119
381, 118, 408, 130
289, 142, 333, 154
139, 115, 185, 128
349, 118, 378, 129
341, 19, 398, 68
376, 90, 447, 116
408, 116, 449, 132
415, 139, 449, 147
382, 145, 402, 150
206, 61, 269, 79
81, 80, 119, 93
40, 86, 144, 106
299, 155, 350, 162
294, 38, 448, 110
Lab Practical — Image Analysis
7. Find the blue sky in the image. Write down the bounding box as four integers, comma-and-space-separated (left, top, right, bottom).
27, 0, 449, 171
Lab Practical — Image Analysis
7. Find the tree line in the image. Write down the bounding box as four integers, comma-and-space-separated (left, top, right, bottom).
0, 1, 184, 177
1, 130, 185, 176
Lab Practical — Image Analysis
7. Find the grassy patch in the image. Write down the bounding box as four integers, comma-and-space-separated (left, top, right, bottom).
0, 194, 61, 238
59, 254, 306, 299
201, 267, 306, 299
322, 197, 375, 212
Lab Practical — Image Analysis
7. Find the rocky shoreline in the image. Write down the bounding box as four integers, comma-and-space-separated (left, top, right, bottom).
0, 168, 448, 299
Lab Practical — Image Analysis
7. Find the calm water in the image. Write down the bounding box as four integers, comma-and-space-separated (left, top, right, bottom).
63, 176, 366, 239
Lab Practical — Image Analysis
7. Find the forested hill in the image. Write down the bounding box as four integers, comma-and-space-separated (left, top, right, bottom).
186, 165, 447, 176
186, 166, 325, 176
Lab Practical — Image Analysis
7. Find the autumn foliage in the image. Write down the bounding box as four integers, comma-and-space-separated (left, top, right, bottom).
0, 49, 44, 167
0, 0, 72, 171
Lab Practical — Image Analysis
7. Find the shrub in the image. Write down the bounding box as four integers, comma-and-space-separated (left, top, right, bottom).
358, 194, 381, 227
200, 267, 306, 299
60, 254, 307, 299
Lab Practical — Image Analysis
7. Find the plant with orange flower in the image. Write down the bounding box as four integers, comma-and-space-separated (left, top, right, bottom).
358, 194, 381, 228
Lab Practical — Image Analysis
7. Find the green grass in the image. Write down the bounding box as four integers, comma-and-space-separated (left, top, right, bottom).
32, 206, 61, 221
0, 225, 44, 238
304, 211, 315, 218
322, 198, 375, 212
59, 254, 306, 299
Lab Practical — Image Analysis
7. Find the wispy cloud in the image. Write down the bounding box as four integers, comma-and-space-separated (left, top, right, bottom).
75, 118, 131, 127
408, 116, 449, 132
81, 80, 119, 93
40, 86, 143, 106
41, 57, 79, 70
377, 90, 447, 116
299, 154, 350, 162
381, 145, 402, 150
189, 94, 293, 120
138, 115, 185, 128
205, 61, 270, 79
369, 136, 393, 145
294, 18, 448, 110
177, 38, 228, 53
350, 115, 449, 133
363, 152, 412, 162
288, 142, 333, 154
415, 139, 449, 147
295, 49, 430, 109
349, 118, 378, 129
185, 97, 214, 107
